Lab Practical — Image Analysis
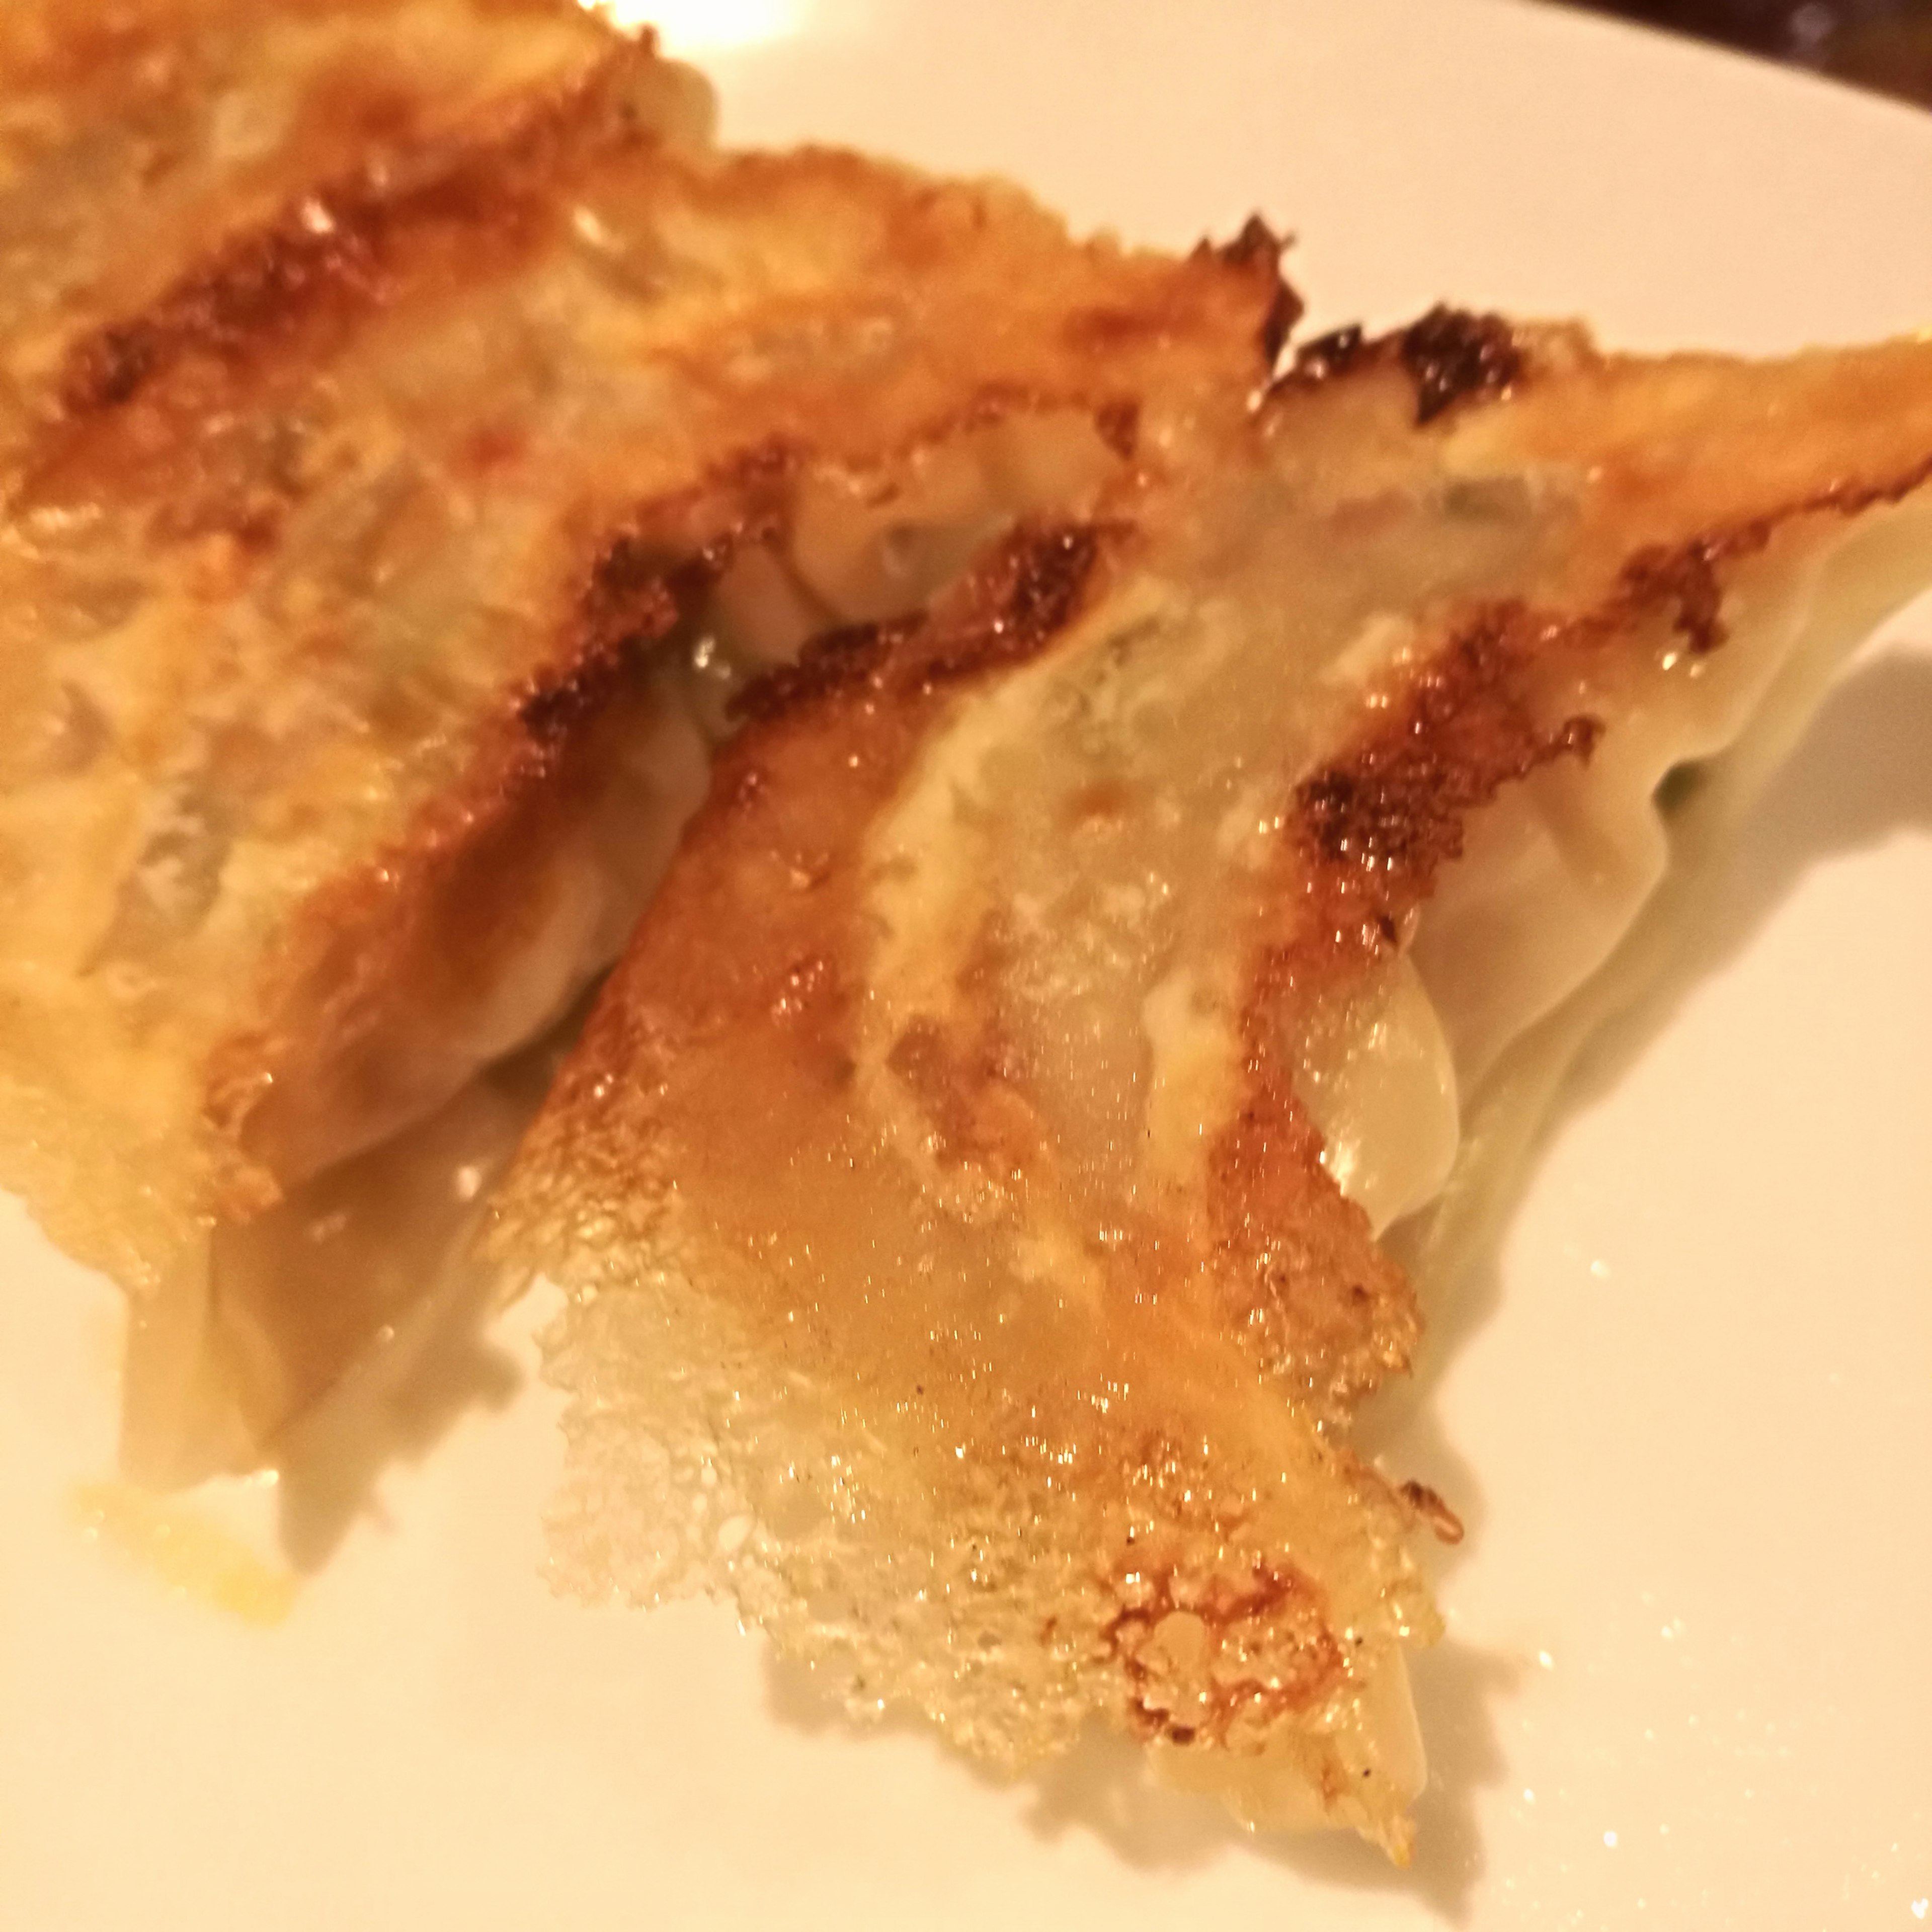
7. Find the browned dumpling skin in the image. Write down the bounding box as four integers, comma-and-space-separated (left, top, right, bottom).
496, 318, 1932, 1858
0, 0, 631, 462
0, 7, 1296, 1478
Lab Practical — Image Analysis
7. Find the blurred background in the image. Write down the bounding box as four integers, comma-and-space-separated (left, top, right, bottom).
1580, 0, 1932, 103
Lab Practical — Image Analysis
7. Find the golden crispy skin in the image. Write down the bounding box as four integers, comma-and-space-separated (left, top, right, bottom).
496, 320, 1932, 1856
0, 12, 693, 1306
0, 9, 1294, 1474
0, 0, 627, 464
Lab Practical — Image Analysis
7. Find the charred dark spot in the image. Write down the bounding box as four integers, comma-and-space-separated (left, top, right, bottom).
576, 537, 691, 649
733, 524, 1106, 728
1399, 305, 1522, 426
61, 193, 391, 416
1202, 215, 1303, 369
1293, 323, 1366, 383
587, 531, 673, 603
1298, 604, 1601, 876
584, 532, 727, 631
731, 620, 901, 723
1273, 305, 1520, 420
56, 56, 632, 418
1619, 538, 1728, 654
517, 636, 648, 744
915, 522, 1107, 688
1212, 213, 1284, 271
537, 441, 811, 743
596, 444, 797, 611
991, 524, 1100, 646
520, 523, 727, 746
1260, 279, 1303, 371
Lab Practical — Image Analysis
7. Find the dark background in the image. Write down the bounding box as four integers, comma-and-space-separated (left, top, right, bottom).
1580, 0, 1932, 102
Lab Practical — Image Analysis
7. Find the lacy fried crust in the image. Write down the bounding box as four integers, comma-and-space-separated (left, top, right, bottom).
492, 518, 1439, 1853
495, 313, 1932, 1856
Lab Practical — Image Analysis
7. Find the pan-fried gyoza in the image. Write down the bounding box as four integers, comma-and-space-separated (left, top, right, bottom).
12, 2, 1932, 1865
0, 0, 627, 468
0, 3, 1289, 1480
495, 318, 1932, 1859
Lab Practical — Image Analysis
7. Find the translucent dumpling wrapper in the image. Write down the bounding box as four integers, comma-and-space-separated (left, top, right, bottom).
0, 6, 1292, 1481
494, 313, 1932, 1859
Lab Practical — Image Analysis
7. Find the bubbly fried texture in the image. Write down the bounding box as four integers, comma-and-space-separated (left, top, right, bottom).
497, 321, 1932, 1856
0, 0, 621, 463
0, 0, 687, 1293
0, 7, 1294, 1476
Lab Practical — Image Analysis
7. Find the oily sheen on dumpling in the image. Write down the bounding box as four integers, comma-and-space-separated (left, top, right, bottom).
0, 4, 1286, 1481
496, 314, 1932, 1859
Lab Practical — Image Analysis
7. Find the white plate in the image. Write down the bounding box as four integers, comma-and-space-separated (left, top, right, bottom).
4, 4, 1931, 1926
